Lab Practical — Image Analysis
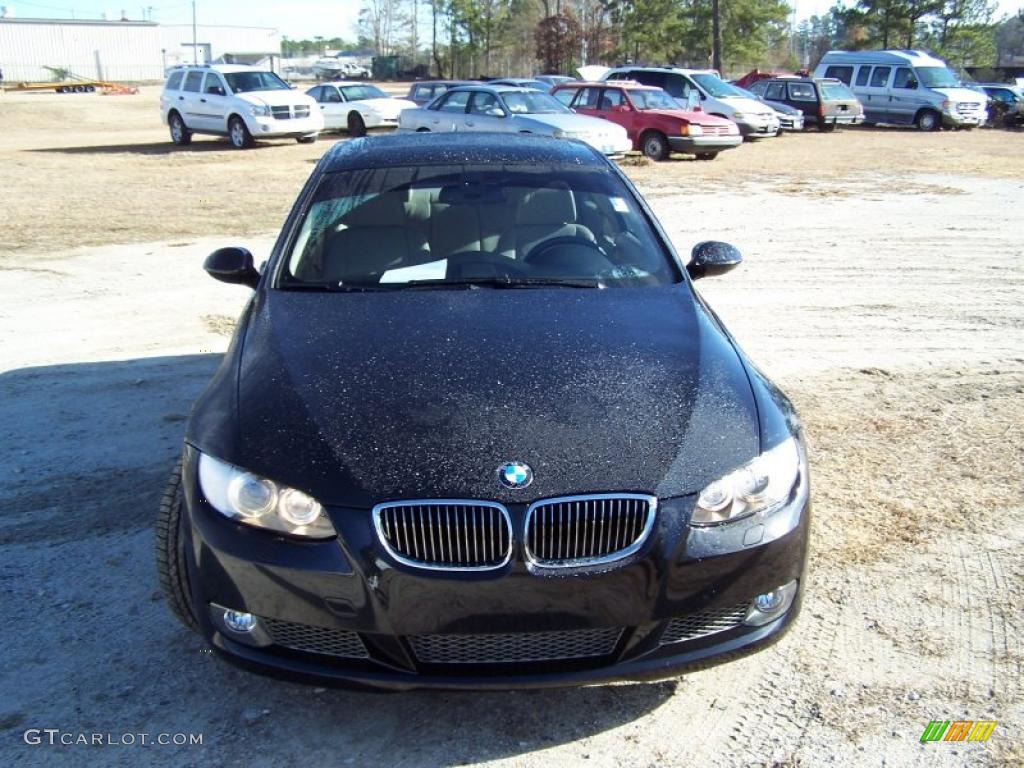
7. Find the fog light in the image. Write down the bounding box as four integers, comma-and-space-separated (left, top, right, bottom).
224, 610, 257, 633
744, 580, 798, 626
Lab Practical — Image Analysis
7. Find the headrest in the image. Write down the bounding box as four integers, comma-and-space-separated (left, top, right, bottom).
516, 187, 576, 226
342, 192, 407, 227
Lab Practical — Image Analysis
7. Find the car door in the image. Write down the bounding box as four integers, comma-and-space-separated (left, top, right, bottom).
568, 86, 603, 118
595, 88, 638, 137
178, 69, 205, 129
861, 65, 894, 123
890, 67, 924, 124
315, 85, 347, 130
463, 91, 507, 133
786, 81, 817, 121
196, 72, 230, 132
763, 81, 791, 111
426, 90, 471, 131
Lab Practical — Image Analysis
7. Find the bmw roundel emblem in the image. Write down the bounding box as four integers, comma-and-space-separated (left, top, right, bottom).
497, 461, 533, 490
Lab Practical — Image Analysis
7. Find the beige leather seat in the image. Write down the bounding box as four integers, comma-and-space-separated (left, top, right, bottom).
496, 187, 595, 261
321, 193, 429, 283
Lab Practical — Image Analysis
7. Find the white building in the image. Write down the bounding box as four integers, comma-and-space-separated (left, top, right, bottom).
0, 16, 281, 83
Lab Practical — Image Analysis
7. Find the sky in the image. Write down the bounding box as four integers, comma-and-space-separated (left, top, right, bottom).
6, 0, 1022, 41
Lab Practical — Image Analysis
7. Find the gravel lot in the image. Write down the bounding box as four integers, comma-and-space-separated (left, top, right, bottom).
0, 88, 1021, 767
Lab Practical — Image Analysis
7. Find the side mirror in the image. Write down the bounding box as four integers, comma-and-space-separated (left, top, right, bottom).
204, 247, 260, 289
486, 107, 506, 117
687, 241, 742, 280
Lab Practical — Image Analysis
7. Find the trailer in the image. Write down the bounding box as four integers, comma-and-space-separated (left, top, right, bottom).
2, 68, 139, 95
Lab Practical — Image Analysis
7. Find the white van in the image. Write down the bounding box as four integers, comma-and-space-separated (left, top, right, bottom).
813, 50, 987, 130
601, 66, 779, 138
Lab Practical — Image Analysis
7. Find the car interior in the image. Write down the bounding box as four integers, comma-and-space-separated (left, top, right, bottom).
286, 169, 676, 287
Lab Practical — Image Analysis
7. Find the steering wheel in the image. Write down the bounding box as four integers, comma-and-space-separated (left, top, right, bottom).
524, 236, 608, 266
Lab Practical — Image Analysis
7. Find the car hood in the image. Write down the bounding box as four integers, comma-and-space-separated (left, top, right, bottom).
354, 97, 418, 115
641, 108, 734, 126
236, 90, 316, 108
199, 287, 760, 508
517, 112, 626, 136
716, 95, 774, 117
933, 87, 988, 105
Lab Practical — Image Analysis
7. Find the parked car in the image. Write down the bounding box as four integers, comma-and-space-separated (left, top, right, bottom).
732, 85, 805, 131
746, 77, 863, 131
160, 64, 323, 149
552, 80, 741, 160
813, 49, 987, 130
602, 66, 779, 139
398, 84, 632, 156
405, 79, 471, 106
306, 82, 415, 136
313, 57, 370, 80
156, 131, 810, 689
534, 74, 576, 88
977, 83, 1024, 125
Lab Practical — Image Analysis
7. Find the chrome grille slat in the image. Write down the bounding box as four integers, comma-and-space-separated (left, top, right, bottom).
660, 604, 749, 645
410, 627, 622, 664
374, 500, 512, 571
525, 494, 657, 568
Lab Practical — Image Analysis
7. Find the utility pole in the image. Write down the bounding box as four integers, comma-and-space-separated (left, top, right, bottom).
712, 0, 722, 73
192, 1, 198, 64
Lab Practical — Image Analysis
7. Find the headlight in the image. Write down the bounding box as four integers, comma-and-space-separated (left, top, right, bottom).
692, 437, 801, 526
198, 452, 336, 538
250, 105, 271, 117
684, 124, 703, 136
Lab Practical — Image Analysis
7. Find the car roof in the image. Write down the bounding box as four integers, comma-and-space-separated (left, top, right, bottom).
412, 79, 470, 85
168, 64, 266, 74
318, 81, 377, 87
442, 84, 539, 94
818, 49, 948, 67
321, 133, 604, 172
557, 80, 659, 91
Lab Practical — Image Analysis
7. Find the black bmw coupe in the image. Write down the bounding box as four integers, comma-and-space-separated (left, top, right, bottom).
156, 133, 810, 689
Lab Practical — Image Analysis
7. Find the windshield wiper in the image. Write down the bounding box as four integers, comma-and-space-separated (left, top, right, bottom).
403, 276, 605, 290
278, 281, 389, 292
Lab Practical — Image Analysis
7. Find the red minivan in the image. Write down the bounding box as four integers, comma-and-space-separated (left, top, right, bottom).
553, 81, 742, 161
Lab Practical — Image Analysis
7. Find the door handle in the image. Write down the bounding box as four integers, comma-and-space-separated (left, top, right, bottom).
465, 120, 475, 127
178, 96, 184, 100
200, 98, 207, 103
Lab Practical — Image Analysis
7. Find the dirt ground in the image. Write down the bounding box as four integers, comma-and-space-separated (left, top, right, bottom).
0, 87, 1022, 767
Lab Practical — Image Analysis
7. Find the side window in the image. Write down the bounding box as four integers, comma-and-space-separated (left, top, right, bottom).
413, 84, 433, 101
788, 82, 816, 101
165, 71, 184, 90
607, 71, 631, 81
553, 88, 577, 106
574, 87, 602, 109
182, 70, 204, 93
869, 66, 891, 88
824, 66, 853, 85
631, 71, 667, 90
747, 80, 767, 96
600, 89, 624, 109
324, 87, 342, 103
855, 66, 871, 87
468, 91, 500, 115
203, 73, 225, 95
764, 82, 785, 100
307, 86, 323, 101
436, 91, 470, 112
893, 68, 916, 89
664, 74, 692, 99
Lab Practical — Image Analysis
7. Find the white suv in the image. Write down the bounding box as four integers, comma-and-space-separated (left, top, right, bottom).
160, 64, 324, 149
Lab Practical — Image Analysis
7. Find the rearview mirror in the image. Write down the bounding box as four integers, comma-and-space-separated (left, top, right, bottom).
204, 246, 260, 289
687, 241, 742, 280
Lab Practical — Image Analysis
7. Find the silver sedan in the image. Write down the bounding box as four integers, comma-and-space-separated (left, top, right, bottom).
397, 85, 632, 156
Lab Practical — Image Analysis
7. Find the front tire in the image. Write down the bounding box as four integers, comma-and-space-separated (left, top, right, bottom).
915, 109, 941, 132
640, 131, 669, 161
228, 116, 253, 149
347, 111, 366, 137
155, 458, 198, 633
168, 112, 192, 146
296, 135, 317, 144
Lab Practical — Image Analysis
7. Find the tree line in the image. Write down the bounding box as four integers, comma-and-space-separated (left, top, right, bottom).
282, 1, 1023, 78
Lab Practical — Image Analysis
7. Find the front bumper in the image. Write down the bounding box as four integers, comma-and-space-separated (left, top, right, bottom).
250, 114, 324, 137
943, 109, 987, 127
735, 116, 779, 138
362, 114, 402, 130
180, 446, 810, 690
667, 135, 743, 154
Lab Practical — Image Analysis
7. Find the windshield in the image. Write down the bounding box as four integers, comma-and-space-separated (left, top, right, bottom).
282, 165, 678, 289
224, 71, 290, 93
915, 66, 960, 88
691, 73, 745, 98
630, 89, 680, 110
821, 82, 856, 100
340, 84, 388, 101
501, 91, 570, 114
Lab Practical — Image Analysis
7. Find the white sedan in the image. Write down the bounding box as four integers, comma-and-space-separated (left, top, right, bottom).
305, 82, 417, 136
398, 85, 632, 156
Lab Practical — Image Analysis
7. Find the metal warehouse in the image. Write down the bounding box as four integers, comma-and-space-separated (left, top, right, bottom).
0, 17, 281, 83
